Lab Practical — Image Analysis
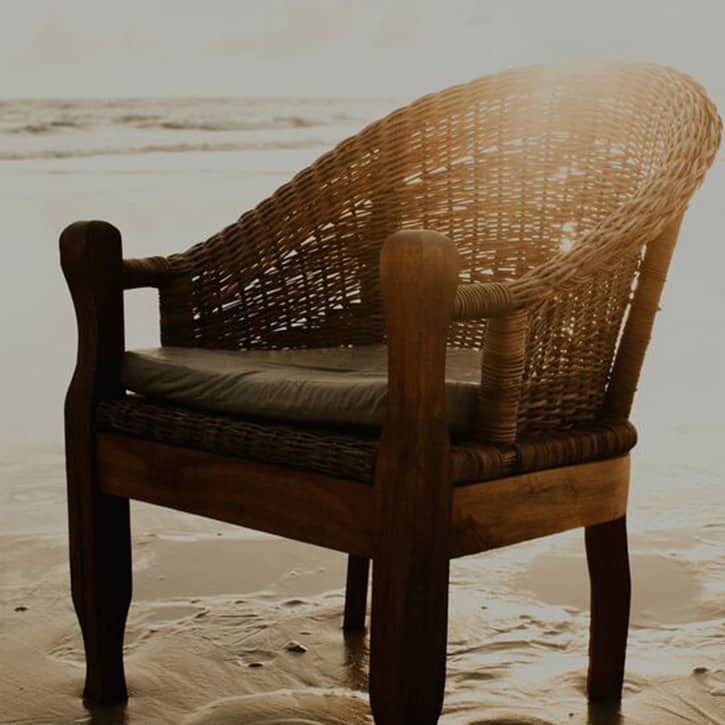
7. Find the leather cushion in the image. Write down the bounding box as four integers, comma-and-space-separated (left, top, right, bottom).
121, 345, 482, 435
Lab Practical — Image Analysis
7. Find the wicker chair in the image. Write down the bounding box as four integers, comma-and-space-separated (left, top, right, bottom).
61, 62, 720, 723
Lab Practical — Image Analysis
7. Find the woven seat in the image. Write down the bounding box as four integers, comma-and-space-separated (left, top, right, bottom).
60, 62, 720, 722
97, 395, 637, 484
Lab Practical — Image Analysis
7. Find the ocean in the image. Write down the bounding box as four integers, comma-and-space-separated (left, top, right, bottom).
0, 96, 392, 161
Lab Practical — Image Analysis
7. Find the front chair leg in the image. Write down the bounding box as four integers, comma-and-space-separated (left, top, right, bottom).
343, 555, 370, 632
369, 550, 450, 724
586, 515, 631, 700
61, 220, 132, 704
69, 485, 132, 704
368, 230, 459, 724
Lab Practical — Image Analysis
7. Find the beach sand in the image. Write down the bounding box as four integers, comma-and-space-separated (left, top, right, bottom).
1, 144, 724, 724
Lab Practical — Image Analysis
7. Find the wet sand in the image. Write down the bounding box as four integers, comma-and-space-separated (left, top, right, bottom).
1, 152, 724, 723
2, 449, 724, 724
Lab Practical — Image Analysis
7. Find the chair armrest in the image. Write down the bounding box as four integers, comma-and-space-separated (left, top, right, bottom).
122, 256, 171, 290
60, 220, 126, 418
451, 198, 674, 324
379, 229, 461, 439
453, 281, 518, 320
374, 230, 459, 671
376, 227, 459, 497
450, 166, 708, 442
379, 230, 530, 446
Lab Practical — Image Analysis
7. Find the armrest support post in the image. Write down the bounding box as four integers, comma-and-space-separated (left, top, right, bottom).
370, 230, 459, 721
478, 310, 529, 442
605, 214, 684, 420
59, 220, 131, 704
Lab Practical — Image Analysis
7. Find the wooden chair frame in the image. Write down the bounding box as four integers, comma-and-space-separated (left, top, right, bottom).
63, 222, 647, 723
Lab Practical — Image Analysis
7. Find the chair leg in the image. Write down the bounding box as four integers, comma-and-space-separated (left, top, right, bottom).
368, 230, 457, 723
61, 219, 131, 703
343, 555, 369, 632
586, 515, 631, 700
69, 481, 132, 705
369, 553, 449, 724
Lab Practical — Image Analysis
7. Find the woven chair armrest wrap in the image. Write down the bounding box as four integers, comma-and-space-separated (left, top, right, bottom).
475, 310, 529, 443
453, 282, 518, 320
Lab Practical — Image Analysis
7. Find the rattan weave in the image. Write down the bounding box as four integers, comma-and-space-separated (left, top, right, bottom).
96, 396, 637, 484
121, 62, 719, 450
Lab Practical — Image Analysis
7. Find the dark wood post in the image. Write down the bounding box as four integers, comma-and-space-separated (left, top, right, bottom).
605, 214, 683, 420
343, 554, 370, 632
60, 220, 132, 705
586, 515, 631, 700
369, 230, 459, 724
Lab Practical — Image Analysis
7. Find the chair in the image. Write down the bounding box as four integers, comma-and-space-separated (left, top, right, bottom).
60, 62, 720, 723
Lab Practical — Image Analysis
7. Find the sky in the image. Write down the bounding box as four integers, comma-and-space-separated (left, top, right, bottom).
1, 0, 725, 103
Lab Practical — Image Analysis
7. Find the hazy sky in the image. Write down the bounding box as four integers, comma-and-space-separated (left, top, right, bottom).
2, 0, 724, 101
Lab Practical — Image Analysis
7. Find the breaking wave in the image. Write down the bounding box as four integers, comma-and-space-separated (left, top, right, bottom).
0, 97, 392, 160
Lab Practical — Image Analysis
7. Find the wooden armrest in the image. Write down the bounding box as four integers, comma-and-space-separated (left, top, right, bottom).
60, 220, 125, 404
373, 230, 459, 699
379, 229, 461, 440
376, 226, 459, 523
122, 256, 171, 290
379, 230, 528, 447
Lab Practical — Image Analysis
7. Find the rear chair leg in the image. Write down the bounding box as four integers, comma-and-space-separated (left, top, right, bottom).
586, 515, 631, 700
343, 555, 369, 632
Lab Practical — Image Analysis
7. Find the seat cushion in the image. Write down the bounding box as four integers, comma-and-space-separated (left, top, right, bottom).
121, 345, 482, 436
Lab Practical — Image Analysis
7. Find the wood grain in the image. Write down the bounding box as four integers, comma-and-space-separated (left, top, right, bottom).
96, 433, 375, 556
451, 456, 630, 557
586, 515, 631, 700
343, 555, 370, 632
60, 220, 132, 705
369, 230, 460, 724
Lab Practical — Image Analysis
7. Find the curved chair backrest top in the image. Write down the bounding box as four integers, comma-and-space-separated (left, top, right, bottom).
158, 62, 720, 434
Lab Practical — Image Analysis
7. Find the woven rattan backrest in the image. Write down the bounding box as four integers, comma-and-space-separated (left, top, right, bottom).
159, 63, 720, 435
